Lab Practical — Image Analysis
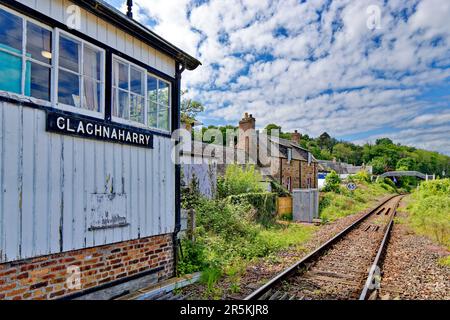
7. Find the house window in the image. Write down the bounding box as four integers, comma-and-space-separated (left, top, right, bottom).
57, 32, 104, 114
112, 57, 145, 124
147, 74, 171, 131
287, 148, 292, 164
112, 56, 171, 132
0, 7, 52, 101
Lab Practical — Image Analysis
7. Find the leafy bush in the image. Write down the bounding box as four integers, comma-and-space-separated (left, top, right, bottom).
217, 164, 264, 198
406, 179, 450, 247
228, 192, 276, 226
177, 239, 207, 275
177, 197, 315, 282
270, 180, 291, 197
354, 170, 371, 183
376, 178, 397, 193
181, 174, 201, 210
323, 170, 341, 193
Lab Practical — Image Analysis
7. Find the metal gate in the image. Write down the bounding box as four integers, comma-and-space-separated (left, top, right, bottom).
292, 189, 319, 223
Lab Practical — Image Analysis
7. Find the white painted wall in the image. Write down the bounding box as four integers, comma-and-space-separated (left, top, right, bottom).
0, 101, 175, 262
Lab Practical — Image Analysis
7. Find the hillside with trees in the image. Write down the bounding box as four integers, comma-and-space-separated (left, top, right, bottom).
194, 122, 449, 177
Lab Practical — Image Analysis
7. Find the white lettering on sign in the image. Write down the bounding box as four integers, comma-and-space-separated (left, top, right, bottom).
47, 113, 153, 148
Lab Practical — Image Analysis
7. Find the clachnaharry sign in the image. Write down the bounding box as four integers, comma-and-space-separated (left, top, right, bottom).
46, 111, 153, 148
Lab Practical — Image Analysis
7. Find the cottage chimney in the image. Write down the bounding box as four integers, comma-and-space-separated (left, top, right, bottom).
291, 130, 301, 144
238, 113, 255, 133
237, 113, 256, 156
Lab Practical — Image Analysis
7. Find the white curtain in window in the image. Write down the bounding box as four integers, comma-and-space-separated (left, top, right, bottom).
84, 46, 99, 111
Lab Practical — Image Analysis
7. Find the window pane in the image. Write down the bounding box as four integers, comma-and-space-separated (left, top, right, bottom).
130, 94, 145, 124
130, 67, 143, 95
84, 45, 101, 80
113, 89, 129, 119
59, 36, 79, 72
147, 75, 157, 102
0, 50, 22, 94
58, 69, 80, 107
27, 22, 52, 64
158, 81, 170, 107
113, 60, 128, 90
148, 100, 158, 128
84, 78, 101, 112
158, 107, 170, 131
28, 62, 51, 101
0, 8, 23, 52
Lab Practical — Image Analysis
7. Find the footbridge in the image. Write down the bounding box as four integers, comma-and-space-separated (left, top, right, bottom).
377, 171, 435, 181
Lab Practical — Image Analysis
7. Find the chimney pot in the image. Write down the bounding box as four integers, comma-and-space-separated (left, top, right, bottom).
291, 130, 301, 144
126, 0, 133, 18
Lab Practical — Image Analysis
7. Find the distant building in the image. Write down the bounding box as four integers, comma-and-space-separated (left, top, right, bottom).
318, 159, 373, 176
236, 113, 319, 192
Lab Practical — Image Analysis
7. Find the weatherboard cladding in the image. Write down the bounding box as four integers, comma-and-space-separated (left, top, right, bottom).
0, 101, 176, 262
14, 0, 176, 77
0, 0, 178, 263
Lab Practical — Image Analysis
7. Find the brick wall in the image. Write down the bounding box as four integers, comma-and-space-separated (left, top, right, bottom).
300, 161, 318, 188
0, 233, 173, 300
280, 158, 301, 191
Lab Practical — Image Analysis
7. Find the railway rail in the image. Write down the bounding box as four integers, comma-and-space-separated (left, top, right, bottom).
245, 195, 404, 300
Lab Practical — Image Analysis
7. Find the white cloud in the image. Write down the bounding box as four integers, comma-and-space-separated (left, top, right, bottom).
114, 0, 450, 155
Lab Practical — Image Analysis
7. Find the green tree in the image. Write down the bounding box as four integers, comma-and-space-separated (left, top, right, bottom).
181, 90, 204, 124
396, 157, 417, 171
333, 143, 353, 163
370, 156, 389, 175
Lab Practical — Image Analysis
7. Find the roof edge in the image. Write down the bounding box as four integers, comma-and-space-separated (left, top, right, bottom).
73, 0, 202, 71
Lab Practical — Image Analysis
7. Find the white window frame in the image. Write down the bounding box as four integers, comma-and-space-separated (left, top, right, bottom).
147, 73, 172, 133
112, 54, 172, 133
54, 29, 106, 119
0, 4, 53, 106
111, 54, 148, 129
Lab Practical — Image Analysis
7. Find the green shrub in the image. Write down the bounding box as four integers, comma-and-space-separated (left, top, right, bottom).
406, 179, 450, 247
177, 197, 315, 283
354, 170, 371, 183
181, 174, 201, 210
177, 239, 207, 275
227, 192, 276, 226
217, 164, 264, 198
323, 170, 341, 193
270, 180, 291, 197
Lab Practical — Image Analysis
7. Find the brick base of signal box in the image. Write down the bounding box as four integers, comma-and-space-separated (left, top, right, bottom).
0, 233, 174, 300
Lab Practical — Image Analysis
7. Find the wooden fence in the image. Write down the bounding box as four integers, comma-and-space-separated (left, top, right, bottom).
277, 196, 293, 215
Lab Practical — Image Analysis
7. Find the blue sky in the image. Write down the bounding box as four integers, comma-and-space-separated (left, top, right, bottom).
109, 0, 450, 155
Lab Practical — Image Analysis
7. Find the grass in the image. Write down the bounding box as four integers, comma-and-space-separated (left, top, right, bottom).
319, 180, 396, 222
438, 256, 450, 267
259, 222, 316, 251
178, 198, 316, 298
404, 179, 450, 248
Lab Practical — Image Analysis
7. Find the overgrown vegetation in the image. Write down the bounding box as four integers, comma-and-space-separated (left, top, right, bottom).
320, 171, 397, 222
322, 170, 341, 193
217, 164, 264, 198
178, 164, 315, 297
405, 179, 450, 248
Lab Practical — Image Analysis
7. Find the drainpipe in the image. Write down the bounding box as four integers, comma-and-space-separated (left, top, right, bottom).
173, 61, 186, 277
